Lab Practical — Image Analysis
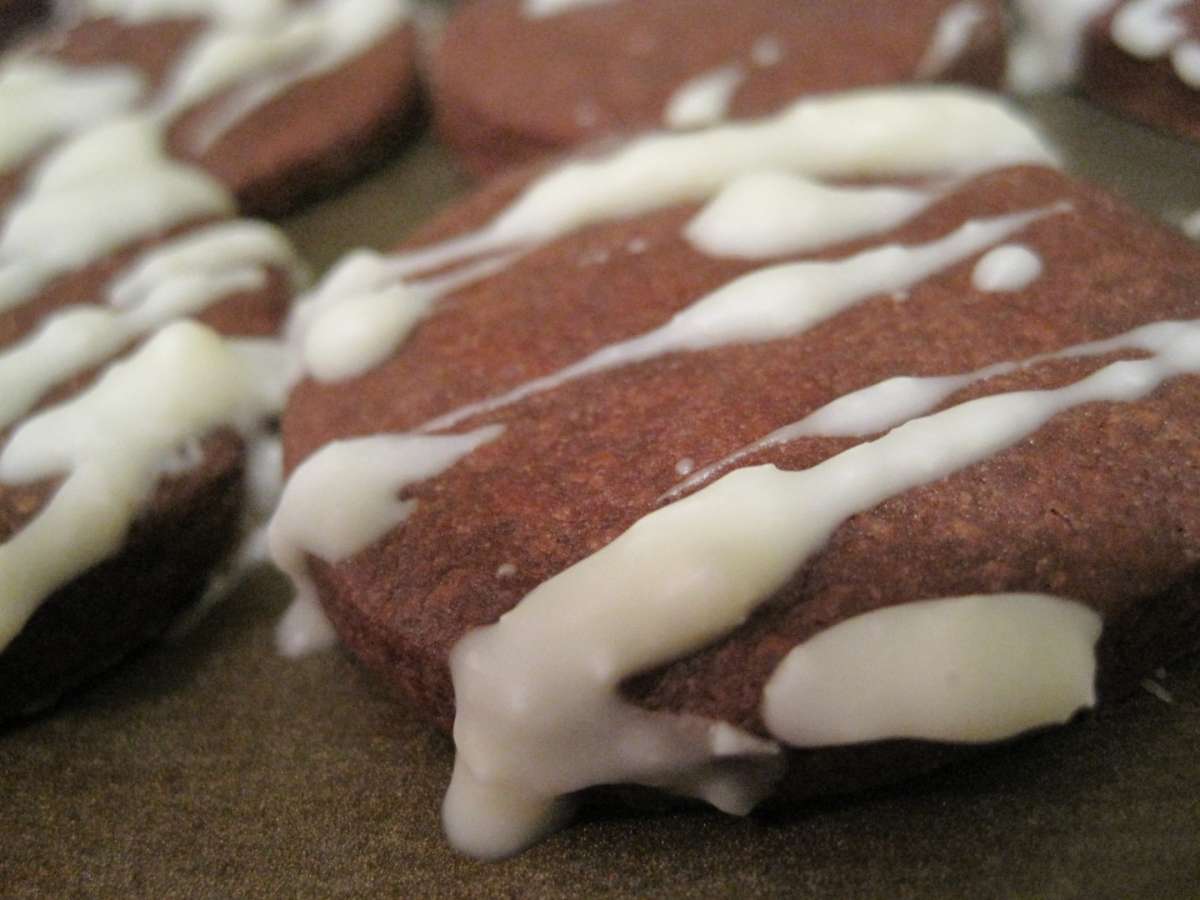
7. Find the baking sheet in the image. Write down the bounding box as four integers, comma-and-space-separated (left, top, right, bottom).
3, 95, 1200, 898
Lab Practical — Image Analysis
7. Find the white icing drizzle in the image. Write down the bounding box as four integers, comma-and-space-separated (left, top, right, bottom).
685, 173, 937, 259
0, 60, 144, 172
445, 319, 1200, 858
9, 0, 409, 175
522, 0, 619, 19
663, 64, 746, 131
0, 116, 234, 315
1111, 0, 1200, 88
269, 426, 504, 658
669, 317, 1195, 499
0, 321, 284, 651
762, 594, 1102, 746
1008, 0, 1118, 91
971, 242, 1043, 292
749, 35, 784, 68
420, 205, 1064, 433
380, 89, 1055, 281
0, 219, 301, 430
1183, 208, 1200, 238
918, 0, 987, 78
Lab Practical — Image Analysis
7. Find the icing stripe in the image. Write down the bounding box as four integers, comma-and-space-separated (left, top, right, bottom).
269, 426, 504, 658
0, 322, 285, 650
668, 317, 1196, 499
762, 594, 1102, 746
420, 204, 1065, 433
0, 220, 301, 430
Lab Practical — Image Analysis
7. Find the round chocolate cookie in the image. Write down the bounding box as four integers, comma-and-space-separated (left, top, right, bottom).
1081, 0, 1200, 144
273, 90, 1200, 858
0, 111, 303, 719
1, 0, 421, 217
433, 0, 1007, 176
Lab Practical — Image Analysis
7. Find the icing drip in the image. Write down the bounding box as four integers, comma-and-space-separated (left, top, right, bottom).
445, 319, 1200, 858
0, 60, 144, 172
1183, 209, 1200, 238
663, 64, 746, 131
1008, 0, 1118, 91
685, 174, 936, 259
0, 219, 302, 429
420, 205, 1064, 433
0, 321, 284, 651
293, 250, 513, 383
379, 89, 1055, 279
67, 0, 291, 25
1111, 0, 1200, 87
917, 0, 987, 78
762, 594, 1101, 745
0, 116, 234, 314
971, 243, 1043, 292
668, 317, 1195, 499
522, 0, 620, 19
268, 426, 504, 658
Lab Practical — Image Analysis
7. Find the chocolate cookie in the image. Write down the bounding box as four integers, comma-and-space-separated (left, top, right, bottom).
1, 0, 420, 216
1082, 0, 1200, 143
273, 88, 1200, 857
433, 0, 1007, 176
0, 114, 304, 719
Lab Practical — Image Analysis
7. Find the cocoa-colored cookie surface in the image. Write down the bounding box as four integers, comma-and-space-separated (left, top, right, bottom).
1082, 0, 1200, 144
3, 1, 421, 217
282, 159, 1200, 812
433, 0, 1007, 176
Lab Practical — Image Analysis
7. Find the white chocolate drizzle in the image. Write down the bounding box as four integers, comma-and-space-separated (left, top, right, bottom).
1183, 208, 1200, 238
1113, 0, 1200, 88
420, 204, 1064, 433
668, 317, 1195, 499
445, 319, 1200, 858
971, 242, 1043, 292
0, 219, 302, 430
269, 426, 504, 658
0, 116, 233, 314
521, 0, 620, 19
685, 174, 937, 259
0, 321, 285, 650
0, 60, 144, 172
1008, 0, 1118, 91
918, 0, 988, 78
663, 64, 746, 131
762, 594, 1101, 746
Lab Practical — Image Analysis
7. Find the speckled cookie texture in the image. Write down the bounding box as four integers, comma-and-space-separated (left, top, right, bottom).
4, 1, 421, 216
433, 0, 1008, 176
282, 161, 1200, 803
1082, 0, 1200, 143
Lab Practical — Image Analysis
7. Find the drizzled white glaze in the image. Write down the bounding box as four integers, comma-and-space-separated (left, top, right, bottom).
669, 317, 1194, 499
446, 320, 1200, 858
421, 205, 1063, 433
1008, 0, 1118, 91
685, 174, 936, 259
917, 0, 987, 78
971, 243, 1043, 292
0, 60, 144, 172
0, 116, 233, 314
1184, 208, 1200, 238
522, 0, 619, 19
269, 427, 504, 658
10, 0, 409, 174
663, 64, 745, 130
384, 89, 1054, 280
0, 321, 283, 650
1112, 0, 1200, 88
762, 594, 1101, 746
0, 219, 301, 429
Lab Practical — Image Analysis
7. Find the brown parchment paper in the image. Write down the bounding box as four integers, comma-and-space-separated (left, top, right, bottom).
2, 94, 1199, 899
